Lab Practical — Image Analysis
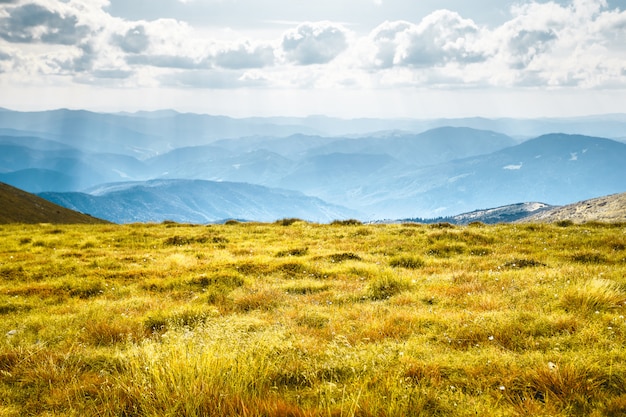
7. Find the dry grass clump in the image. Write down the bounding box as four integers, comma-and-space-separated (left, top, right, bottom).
1, 222, 625, 416
366, 272, 412, 300
561, 278, 626, 313
389, 255, 425, 269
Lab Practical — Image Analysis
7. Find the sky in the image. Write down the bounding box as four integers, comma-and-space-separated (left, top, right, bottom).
0, 0, 625, 118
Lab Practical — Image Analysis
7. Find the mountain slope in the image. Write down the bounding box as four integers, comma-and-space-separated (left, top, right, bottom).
0, 135, 148, 192
358, 134, 626, 218
519, 192, 626, 223
0, 182, 109, 224
303, 127, 516, 166
40, 179, 359, 224
403, 202, 553, 225
0, 109, 321, 157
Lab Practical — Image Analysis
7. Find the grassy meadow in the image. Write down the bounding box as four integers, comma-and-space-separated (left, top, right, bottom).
1, 220, 626, 416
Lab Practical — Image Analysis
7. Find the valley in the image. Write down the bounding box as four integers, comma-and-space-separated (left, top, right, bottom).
1, 109, 625, 223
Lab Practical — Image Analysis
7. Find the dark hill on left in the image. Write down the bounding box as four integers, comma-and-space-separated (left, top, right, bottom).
0, 182, 109, 224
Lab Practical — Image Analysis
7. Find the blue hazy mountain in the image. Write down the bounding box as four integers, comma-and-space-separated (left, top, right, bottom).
356, 134, 626, 218
1, 108, 625, 158
1, 109, 626, 221
0, 108, 321, 158
0, 169, 79, 193
300, 127, 516, 165
39, 179, 359, 223
0, 135, 148, 191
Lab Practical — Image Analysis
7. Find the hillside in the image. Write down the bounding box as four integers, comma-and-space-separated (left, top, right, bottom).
0, 182, 108, 224
520, 192, 626, 223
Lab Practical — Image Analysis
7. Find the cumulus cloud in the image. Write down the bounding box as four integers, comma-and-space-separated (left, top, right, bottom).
213, 43, 275, 69
91, 68, 134, 79
393, 10, 487, 67
507, 29, 558, 69
485, 0, 626, 88
126, 54, 207, 69
161, 69, 268, 89
1, 0, 625, 93
112, 25, 150, 54
361, 11, 488, 70
281, 22, 349, 65
0, 2, 90, 45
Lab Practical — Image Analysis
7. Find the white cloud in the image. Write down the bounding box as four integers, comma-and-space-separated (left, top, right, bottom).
0, 0, 625, 112
213, 42, 276, 69
112, 25, 150, 53
394, 10, 486, 67
0, 2, 90, 45
281, 22, 349, 65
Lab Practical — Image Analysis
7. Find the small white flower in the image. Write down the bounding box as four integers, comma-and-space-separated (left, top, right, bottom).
499, 385, 506, 391
488, 335, 494, 341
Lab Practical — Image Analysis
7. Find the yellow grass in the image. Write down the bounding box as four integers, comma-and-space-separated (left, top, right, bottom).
0, 221, 625, 416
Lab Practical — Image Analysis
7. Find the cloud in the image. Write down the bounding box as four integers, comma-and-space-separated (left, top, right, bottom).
395, 10, 487, 67
364, 10, 487, 69
366, 21, 412, 68
1, 0, 625, 94
126, 54, 207, 69
507, 29, 558, 69
0, 3, 90, 45
485, 0, 626, 88
161, 69, 268, 88
281, 22, 349, 65
91, 68, 134, 79
112, 25, 150, 53
70, 42, 96, 72
213, 42, 275, 69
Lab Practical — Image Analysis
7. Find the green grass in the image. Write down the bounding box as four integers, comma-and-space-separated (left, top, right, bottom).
0, 221, 625, 416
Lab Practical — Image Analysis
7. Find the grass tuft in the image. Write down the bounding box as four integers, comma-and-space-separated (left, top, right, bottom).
327, 252, 362, 263
276, 247, 309, 257
570, 251, 609, 264
503, 259, 547, 268
330, 219, 363, 226
561, 278, 626, 312
389, 255, 425, 269
367, 273, 412, 300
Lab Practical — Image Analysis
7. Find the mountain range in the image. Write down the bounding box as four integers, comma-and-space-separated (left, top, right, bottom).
40, 180, 357, 224
3, 182, 624, 226
1, 108, 625, 223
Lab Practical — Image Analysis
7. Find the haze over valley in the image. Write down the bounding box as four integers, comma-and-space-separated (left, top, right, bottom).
1, 108, 625, 223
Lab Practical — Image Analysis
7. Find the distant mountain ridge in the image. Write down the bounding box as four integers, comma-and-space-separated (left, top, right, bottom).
1, 108, 625, 222
40, 179, 359, 224
354, 133, 626, 218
